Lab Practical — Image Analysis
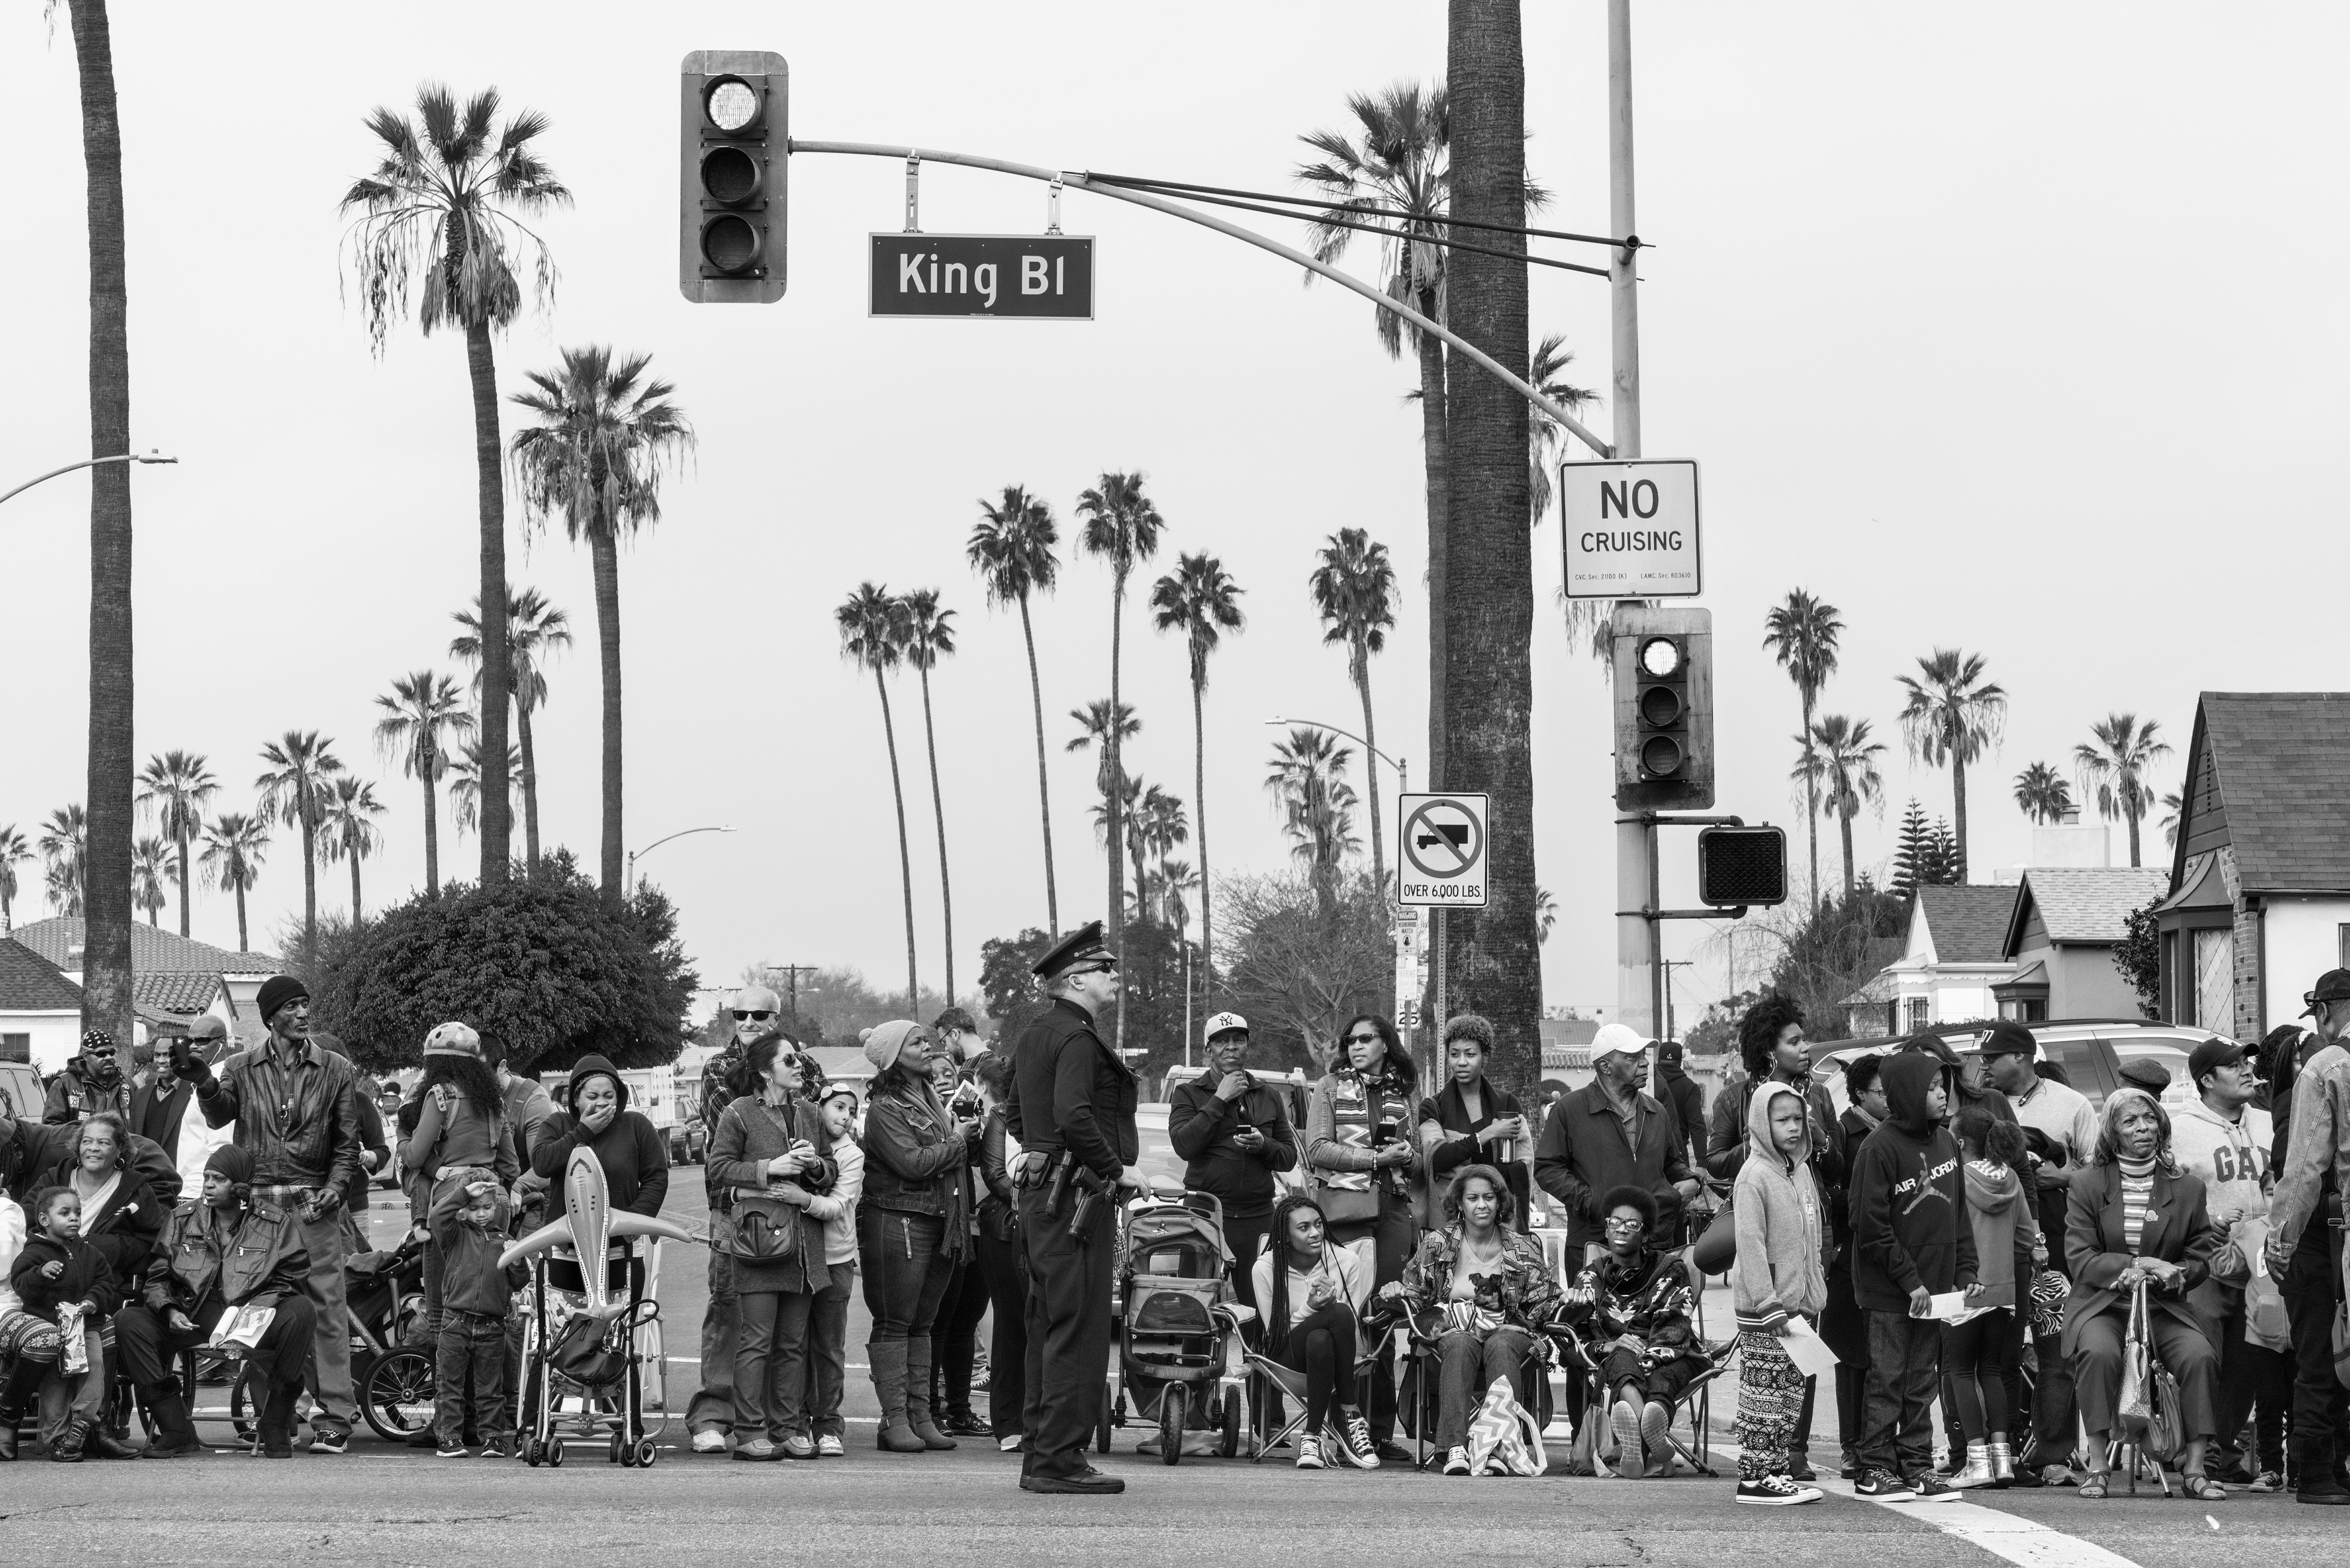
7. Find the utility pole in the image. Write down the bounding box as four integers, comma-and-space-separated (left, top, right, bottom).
765, 963, 819, 1021
1661, 958, 1692, 1040
1609, 0, 1657, 1038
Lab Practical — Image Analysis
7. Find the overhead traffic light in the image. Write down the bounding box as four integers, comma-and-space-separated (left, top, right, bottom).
1610, 604, 1713, 810
679, 51, 788, 303
1697, 825, 1789, 908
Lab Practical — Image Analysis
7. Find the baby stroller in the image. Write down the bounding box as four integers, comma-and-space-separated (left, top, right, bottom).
514, 1238, 668, 1467
1098, 1181, 1249, 1465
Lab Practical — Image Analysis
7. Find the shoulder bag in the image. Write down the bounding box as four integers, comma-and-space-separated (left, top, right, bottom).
2115, 1277, 2183, 1462
724, 1101, 806, 1264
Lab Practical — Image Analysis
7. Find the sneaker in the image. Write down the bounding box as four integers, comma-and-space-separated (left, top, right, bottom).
1854, 1468, 1914, 1499
690, 1428, 728, 1455
1331, 1412, 1379, 1469
1736, 1475, 1823, 1506
436, 1440, 469, 1458
818, 1434, 846, 1458
1611, 1399, 1646, 1477
996, 1435, 1022, 1454
1641, 1403, 1671, 1459
1444, 1445, 1472, 1477
1906, 1471, 1962, 1502
1374, 1440, 1413, 1465
2249, 1470, 2283, 1493
780, 1432, 816, 1460
733, 1437, 780, 1461
306, 1428, 348, 1457
1295, 1434, 1326, 1470
476, 1441, 510, 1459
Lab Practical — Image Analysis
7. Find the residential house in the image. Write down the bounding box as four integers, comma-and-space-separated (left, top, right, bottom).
1881, 884, 2021, 1034
2154, 692, 2350, 1040
1, 917, 275, 1049
1995, 867, 2171, 1022
0, 938, 84, 1072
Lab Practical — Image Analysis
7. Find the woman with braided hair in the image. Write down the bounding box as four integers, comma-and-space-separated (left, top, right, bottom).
1250, 1191, 1374, 1469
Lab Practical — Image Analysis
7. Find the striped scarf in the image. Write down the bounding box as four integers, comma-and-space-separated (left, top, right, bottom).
2118, 1154, 2155, 1252
1323, 1065, 1414, 1196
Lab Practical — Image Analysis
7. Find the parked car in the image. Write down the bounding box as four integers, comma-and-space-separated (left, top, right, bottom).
666, 1118, 708, 1167
0, 1061, 44, 1125
1820, 1018, 2218, 1118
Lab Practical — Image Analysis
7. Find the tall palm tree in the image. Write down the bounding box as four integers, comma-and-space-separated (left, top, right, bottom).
342, 84, 569, 889
1076, 471, 1166, 983
510, 346, 694, 899
132, 836, 170, 926
1066, 700, 1143, 813
199, 812, 269, 953
318, 775, 387, 922
2159, 789, 2186, 849
900, 589, 961, 1003
1529, 335, 1608, 663
2012, 761, 2075, 826
1309, 528, 1399, 889
255, 732, 345, 955
0, 826, 28, 932
37, 807, 87, 916
135, 751, 218, 938
1136, 784, 1189, 921
374, 670, 473, 896
2073, 713, 2172, 869
1088, 773, 1152, 920
1762, 590, 1844, 915
1149, 552, 1244, 1016
451, 585, 571, 874
1796, 714, 1888, 905
1895, 648, 2006, 882
969, 486, 1064, 936
447, 740, 524, 840
1265, 728, 1362, 916
1161, 859, 1199, 934
839, 584, 919, 1011
64, 0, 136, 1050
1297, 81, 1452, 787
46, 863, 84, 919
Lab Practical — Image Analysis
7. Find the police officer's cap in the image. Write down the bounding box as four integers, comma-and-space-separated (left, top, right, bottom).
1032, 920, 1116, 982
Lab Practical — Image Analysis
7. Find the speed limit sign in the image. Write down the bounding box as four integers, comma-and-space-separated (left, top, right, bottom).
1398, 999, 1422, 1030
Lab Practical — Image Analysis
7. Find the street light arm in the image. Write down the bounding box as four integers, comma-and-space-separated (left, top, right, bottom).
1265, 716, 1406, 782
0, 450, 177, 510
632, 825, 737, 862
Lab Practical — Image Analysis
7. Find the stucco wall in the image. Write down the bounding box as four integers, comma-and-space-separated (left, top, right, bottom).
2261, 897, 2350, 1039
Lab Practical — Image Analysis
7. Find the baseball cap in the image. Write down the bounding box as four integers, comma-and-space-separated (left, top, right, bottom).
1203, 1012, 1249, 1040
2187, 1038, 2246, 1089
2302, 968, 2350, 1018
1589, 1023, 1648, 1062
1979, 1020, 2037, 1060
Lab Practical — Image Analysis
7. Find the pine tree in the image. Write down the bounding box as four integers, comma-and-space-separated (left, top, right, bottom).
1922, 818, 1963, 887
1891, 799, 1930, 900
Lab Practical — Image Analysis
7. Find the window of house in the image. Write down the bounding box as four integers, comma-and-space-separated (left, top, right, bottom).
0, 1034, 27, 1063
1904, 997, 1929, 1033
2194, 928, 2235, 1036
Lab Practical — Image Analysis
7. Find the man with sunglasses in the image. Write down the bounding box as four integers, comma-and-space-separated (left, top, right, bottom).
686, 984, 789, 1453
41, 1028, 133, 1126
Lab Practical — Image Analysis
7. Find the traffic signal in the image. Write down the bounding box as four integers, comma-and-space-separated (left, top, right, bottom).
1610, 604, 1713, 810
679, 51, 788, 303
1697, 825, 1788, 908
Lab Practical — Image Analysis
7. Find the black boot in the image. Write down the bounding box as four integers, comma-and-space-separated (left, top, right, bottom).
86, 1424, 142, 1461
0, 1355, 48, 1461
256, 1377, 299, 1459
140, 1384, 201, 1459
51, 1416, 90, 1463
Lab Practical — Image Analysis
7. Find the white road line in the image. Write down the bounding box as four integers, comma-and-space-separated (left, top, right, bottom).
1816, 1477, 2144, 1568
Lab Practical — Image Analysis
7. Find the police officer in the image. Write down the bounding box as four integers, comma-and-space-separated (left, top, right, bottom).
1008, 922, 1139, 1494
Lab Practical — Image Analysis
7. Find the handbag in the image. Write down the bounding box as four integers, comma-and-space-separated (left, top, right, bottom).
547, 1300, 657, 1391
724, 1101, 807, 1263
1313, 1179, 1382, 1227
2115, 1277, 2183, 1463
1464, 1375, 1549, 1477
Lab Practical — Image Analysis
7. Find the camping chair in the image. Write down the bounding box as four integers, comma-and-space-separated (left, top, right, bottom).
1241, 1306, 1393, 1462
1399, 1310, 1559, 1472
1548, 1249, 1728, 1479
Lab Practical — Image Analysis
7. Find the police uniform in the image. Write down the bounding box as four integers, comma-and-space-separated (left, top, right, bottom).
1007, 922, 1138, 1491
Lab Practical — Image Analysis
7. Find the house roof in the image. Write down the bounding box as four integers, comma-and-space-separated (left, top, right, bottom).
2, 918, 279, 976
2173, 693, 2350, 895
132, 971, 228, 1014
2002, 959, 2050, 988
1916, 884, 2021, 965
2004, 868, 2172, 953
1840, 970, 1900, 1007
0, 938, 85, 1011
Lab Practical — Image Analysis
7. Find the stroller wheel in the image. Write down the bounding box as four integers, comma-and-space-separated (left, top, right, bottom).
360, 1349, 437, 1445
635, 1438, 659, 1468
549, 1436, 566, 1468
1219, 1391, 1241, 1459
612, 1432, 628, 1466
525, 1438, 543, 1468
1159, 1385, 1186, 1467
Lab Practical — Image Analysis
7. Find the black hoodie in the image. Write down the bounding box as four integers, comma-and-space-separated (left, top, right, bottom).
527, 1054, 670, 1217
1849, 1051, 1975, 1311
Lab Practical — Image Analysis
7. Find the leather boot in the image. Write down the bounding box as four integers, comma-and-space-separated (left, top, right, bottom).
0, 1354, 47, 1461
903, 1340, 956, 1450
867, 1340, 924, 1453
256, 1377, 299, 1459
140, 1384, 201, 1458
87, 1422, 142, 1461
51, 1416, 90, 1463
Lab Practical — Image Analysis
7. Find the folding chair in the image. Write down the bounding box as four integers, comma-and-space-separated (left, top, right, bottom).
1400, 1312, 1557, 1472
1548, 1249, 1728, 1478
1241, 1308, 1393, 1463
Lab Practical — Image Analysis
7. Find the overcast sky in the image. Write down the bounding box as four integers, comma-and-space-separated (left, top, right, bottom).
3, 3, 2343, 1032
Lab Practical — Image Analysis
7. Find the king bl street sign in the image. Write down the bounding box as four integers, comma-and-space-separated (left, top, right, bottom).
869, 234, 1094, 319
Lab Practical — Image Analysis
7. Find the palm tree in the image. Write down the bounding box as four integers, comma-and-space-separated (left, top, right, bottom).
199, 812, 269, 952
969, 486, 1064, 936
64, 0, 136, 1050
46, 863, 84, 919
900, 589, 961, 1003
342, 84, 569, 889
1762, 590, 1844, 915
1530, 335, 1608, 663
254, 732, 345, 955
446, 739, 523, 838
1066, 701, 1143, 824
1536, 886, 1557, 944
135, 751, 218, 938
318, 776, 387, 923
1137, 785, 1189, 921
374, 670, 473, 896
132, 837, 170, 926
1265, 727, 1362, 914
1895, 648, 2007, 881
2159, 789, 2186, 848
839, 584, 920, 1011
510, 346, 694, 899
451, 585, 571, 874
37, 807, 87, 917
1088, 773, 1150, 920
2073, 714, 2172, 869
0, 826, 28, 932
1160, 859, 1199, 934
1797, 714, 1888, 904
2012, 761, 2075, 826
1297, 81, 1452, 786
1149, 552, 1245, 1016
1076, 471, 1166, 981
1309, 528, 1399, 889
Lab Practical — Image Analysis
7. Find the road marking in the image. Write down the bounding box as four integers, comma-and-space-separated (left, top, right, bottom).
1818, 1477, 2143, 1568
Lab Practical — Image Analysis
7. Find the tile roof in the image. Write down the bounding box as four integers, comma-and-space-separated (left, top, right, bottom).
2007, 868, 2173, 951
0, 938, 85, 1011
1917, 884, 2022, 965
2186, 692, 2350, 894
1, 917, 279, 975
132, 971, 228, 1013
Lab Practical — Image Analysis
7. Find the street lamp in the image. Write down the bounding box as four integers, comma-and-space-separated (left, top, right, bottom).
1264, 716, 1407, 794
626, 825, 736, 892
0, 448, 178, 509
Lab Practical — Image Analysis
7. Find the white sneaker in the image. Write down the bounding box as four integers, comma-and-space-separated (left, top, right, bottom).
997, 1435, 1023, 1453
1295, 1434, 1326, 1470
1610, 1399, 1646, 1477
1444, 1445, 1472, 1476
690, 1429, 727, 1455
817, 1434, 845, 1458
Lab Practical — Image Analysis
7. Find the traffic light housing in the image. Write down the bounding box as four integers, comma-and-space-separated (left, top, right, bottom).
680, 51, 788, 303
1697, 825, 1788, 908
1611, 604, 1713, 810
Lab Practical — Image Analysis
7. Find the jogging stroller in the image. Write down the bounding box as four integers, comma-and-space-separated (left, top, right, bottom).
1099, 1181, 1250, 1465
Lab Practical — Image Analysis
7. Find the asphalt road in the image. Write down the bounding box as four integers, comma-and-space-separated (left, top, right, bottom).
3, 1182, 2338, 1567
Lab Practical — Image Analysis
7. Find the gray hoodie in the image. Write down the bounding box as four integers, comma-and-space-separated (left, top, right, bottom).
1732, 1081, 1828, 1333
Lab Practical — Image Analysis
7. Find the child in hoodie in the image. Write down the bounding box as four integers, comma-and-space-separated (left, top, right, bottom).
1731, 1081, 1828, 1506
1848, 1049, 1978, 1500
1944, 1112, 2042, 1488
428, 1167, 520, 1457
7, 1186, 121, 1461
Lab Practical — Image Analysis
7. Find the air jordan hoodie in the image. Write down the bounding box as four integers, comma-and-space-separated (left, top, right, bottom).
1850, 1051, 1976, 1312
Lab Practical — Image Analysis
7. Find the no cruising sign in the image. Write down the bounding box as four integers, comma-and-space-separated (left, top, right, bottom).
1397, 793, 1489, 908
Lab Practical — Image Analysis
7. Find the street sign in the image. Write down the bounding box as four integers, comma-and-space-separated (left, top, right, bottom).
1393, 906, 1425, 1015
1398, 998, 1422, 1030
1397, 793, 1490, 908
1560, 458, 1701, 599
868, 234, 1094, 319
